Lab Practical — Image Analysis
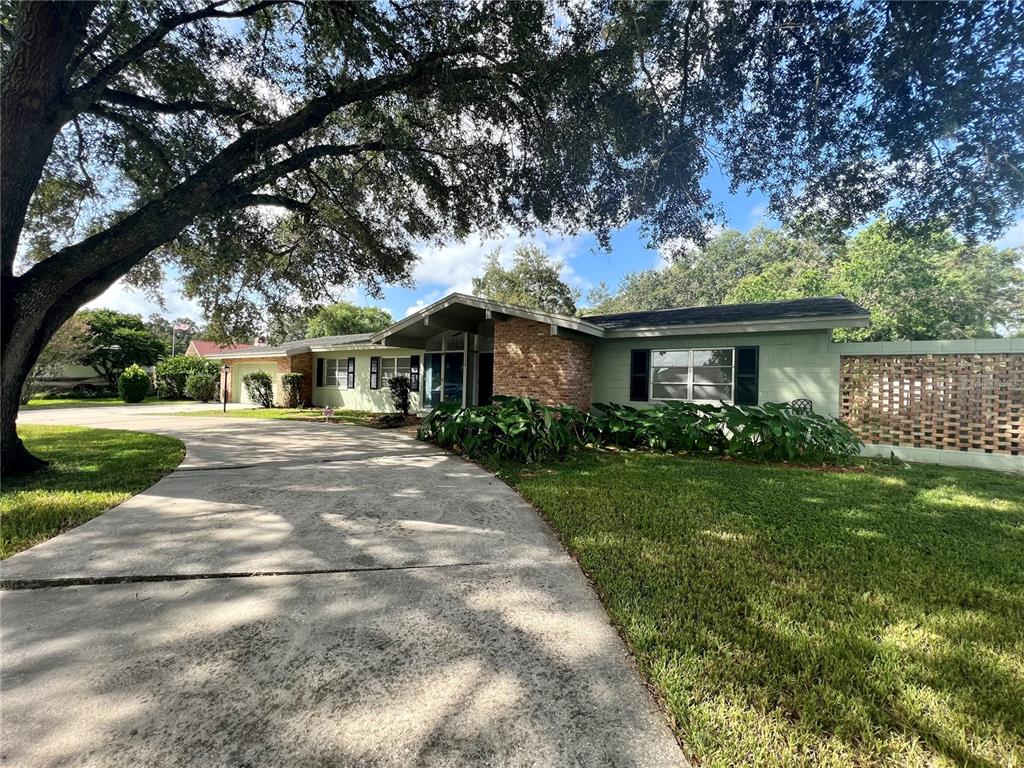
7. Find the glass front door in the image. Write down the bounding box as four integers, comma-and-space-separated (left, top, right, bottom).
424, 349, 464, 407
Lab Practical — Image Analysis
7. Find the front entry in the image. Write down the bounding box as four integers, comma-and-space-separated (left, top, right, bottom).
477, 352, 493, 405
424, 351, 464, 408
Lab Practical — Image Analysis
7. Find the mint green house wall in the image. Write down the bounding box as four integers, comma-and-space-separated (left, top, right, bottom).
591, 329, 840, 415
312, 347, 422, 411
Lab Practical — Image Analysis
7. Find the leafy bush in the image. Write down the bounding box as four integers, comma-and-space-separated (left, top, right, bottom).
242, 370, 274, 407
418, 395, 600, 462
117, 364, 150, 403
592, 401, 860, 463
281, 373, 304, 407
155, 355, 219, 399
419, 398, 862, 465
388, 374, 412, 416
184, 373, 218, 403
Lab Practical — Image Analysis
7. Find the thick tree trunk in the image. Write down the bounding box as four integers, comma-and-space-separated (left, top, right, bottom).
1, 1, 95, 274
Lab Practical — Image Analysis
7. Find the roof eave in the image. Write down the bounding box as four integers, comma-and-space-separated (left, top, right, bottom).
600, 314, 871, 338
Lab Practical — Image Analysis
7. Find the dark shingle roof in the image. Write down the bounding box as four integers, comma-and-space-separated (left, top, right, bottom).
582, 297, 868, 331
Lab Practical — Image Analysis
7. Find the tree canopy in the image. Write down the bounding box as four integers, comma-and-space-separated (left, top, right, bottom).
472, 245, 579, 315
727, 221, 1024, 341
305, 302, 393, 338
3, 0, 1023, 471
78, 308, 167, 388
593, 222, 1024, 341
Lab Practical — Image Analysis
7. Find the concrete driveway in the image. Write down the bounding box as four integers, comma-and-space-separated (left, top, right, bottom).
2, 407, 686, 768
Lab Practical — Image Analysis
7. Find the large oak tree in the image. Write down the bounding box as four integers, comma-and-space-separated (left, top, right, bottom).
2, 0, 1022, 472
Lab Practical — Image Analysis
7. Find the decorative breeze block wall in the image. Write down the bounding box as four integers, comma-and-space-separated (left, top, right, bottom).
492, 317, 593, 409
840, 353, 1023, 455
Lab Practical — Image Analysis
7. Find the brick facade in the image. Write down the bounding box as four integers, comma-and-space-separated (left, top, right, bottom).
840, 352, 1023, 455
492, 317, 593, 409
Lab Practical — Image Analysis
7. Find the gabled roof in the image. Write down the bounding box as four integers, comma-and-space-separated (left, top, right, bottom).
583, 297, 870, 333
189, 340, 254, 357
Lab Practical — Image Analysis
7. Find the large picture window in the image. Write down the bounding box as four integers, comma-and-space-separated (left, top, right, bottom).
379, 356, 411, 386
650, 348, 734, 403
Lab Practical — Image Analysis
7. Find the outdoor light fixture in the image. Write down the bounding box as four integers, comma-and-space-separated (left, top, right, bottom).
222, 365, 230, 413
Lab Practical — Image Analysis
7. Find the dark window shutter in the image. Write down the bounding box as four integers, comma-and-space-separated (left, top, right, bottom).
409, 355, 420, 390
315, 357, 324, 387
346, 357, 355, 389
629, 349, 650, 402
735, 346, 759, 405
369, 356, 380, 389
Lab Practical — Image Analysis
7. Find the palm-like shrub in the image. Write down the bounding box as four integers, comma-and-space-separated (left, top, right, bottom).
242, 371, 274, 407
117, 364, 150, 403
184, 373, 218, 403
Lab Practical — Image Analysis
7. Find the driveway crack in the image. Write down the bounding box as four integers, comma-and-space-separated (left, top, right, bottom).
0, 560, 496, 591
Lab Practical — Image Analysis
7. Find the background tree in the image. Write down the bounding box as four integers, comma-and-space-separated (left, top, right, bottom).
144, 314, 199, 354
3, 1, 1023, 471
588, 227, 836, 314
472, 245, 580, 315
305, 302, 393, 338
725, 221, 1024, 340
78, 309, 166, 389
266, 307, 313, 345
19, 314, 92, 403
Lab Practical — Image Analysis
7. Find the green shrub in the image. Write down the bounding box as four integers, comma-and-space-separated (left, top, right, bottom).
388, 374, 412, 416
155, 355, 219, 399
417, 396, 600, 462
419, 398, 862, 465
242, 370, 274, 407
280, 373, 304, 407
184, 373, 218, 403
593, 401, 860, 463
117, 364, 150, 403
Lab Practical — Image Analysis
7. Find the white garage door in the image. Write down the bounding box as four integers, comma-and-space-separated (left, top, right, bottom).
232, 364, 277, 404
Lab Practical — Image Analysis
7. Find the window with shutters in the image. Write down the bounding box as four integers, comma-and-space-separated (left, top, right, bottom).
650, 348, 734, 403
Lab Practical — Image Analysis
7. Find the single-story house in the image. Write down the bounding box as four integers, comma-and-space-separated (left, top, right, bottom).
201, 293, 870, 415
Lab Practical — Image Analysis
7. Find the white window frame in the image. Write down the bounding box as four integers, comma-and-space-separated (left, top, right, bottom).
379, 356, 411, 386
649, 347, 735, 404
323, 357, 346, 387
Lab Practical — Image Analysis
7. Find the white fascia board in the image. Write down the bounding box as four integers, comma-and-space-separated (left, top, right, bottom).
213, 349, 287, 359
370, 292, 607, 342
601, 314, 871, 338
306, 344, 388, 353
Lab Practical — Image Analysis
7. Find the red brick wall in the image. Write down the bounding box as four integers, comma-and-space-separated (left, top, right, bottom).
492, 317, 593, 409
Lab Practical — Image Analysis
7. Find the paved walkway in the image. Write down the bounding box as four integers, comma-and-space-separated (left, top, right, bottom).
2, 407, 686, 767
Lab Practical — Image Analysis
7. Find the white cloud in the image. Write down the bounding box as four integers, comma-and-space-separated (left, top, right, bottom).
405, 228, 592, 315
655, 224, 724, 268
85, 277, 203, 321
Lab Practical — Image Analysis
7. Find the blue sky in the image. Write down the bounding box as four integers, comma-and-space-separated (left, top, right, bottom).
89, 169, 1024, 326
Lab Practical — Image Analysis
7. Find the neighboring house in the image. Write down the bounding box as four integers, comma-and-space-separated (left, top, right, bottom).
202, 293, 870, 414
185, 340, 255, 357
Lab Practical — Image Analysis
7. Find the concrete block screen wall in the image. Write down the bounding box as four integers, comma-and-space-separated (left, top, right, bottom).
492, 317, 593, 409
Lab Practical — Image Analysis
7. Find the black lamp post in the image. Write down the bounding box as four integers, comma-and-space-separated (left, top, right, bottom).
222, 365, 230, 413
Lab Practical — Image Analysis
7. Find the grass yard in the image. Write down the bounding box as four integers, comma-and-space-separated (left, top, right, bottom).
181, 407, 391, 427
1, 425, 184, 559
492, 452, 1024, 768
22, 395, 163, 409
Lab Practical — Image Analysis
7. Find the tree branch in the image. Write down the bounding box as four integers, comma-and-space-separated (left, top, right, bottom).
97, 87, 256, 119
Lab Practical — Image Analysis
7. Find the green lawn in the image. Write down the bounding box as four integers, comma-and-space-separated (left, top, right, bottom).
1, 425, 185, 559
180, 407, 387, 427
22, 395, 163, 409
491, 452, 1024, 768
